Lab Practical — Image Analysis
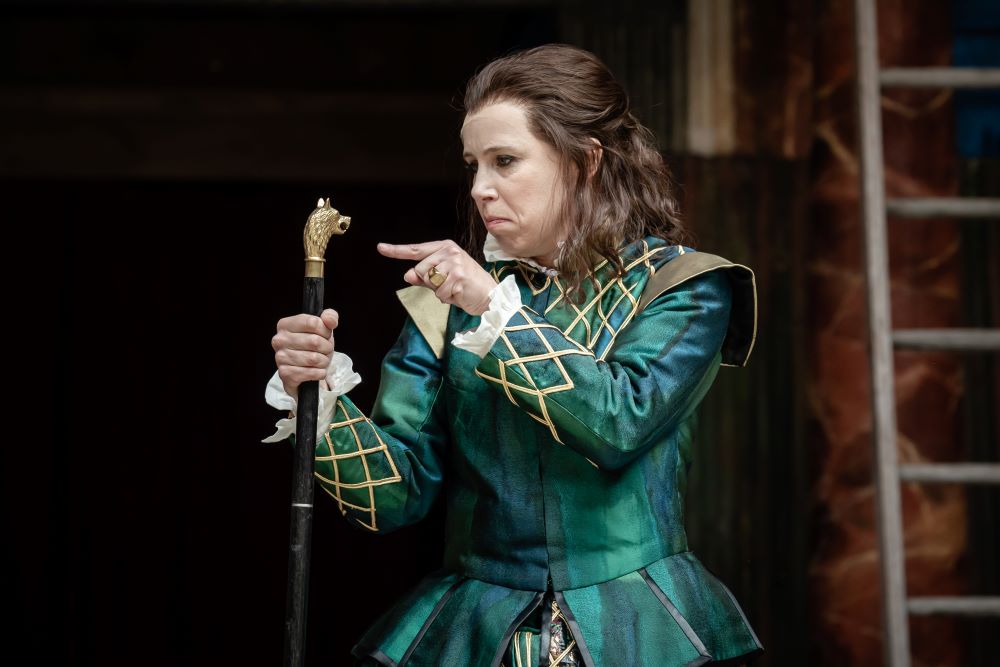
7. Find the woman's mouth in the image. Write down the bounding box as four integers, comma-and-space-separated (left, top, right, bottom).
485, 217, 511, 229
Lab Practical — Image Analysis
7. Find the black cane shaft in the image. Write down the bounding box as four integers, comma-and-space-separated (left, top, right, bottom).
284, 275, 325, 667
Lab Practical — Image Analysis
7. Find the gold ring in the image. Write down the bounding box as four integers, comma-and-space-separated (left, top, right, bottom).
427, 265, 448, 288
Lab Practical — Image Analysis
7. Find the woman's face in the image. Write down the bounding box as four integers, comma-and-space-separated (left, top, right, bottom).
461, 100, 566, 267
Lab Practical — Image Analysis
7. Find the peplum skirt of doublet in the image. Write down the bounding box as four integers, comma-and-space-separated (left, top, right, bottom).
352, 550, 763, 667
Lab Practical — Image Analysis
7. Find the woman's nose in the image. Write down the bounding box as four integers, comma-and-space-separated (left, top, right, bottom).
470, 170, 497, 202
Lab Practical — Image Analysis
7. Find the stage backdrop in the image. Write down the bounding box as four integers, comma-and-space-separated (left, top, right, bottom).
3, 2, 996, 666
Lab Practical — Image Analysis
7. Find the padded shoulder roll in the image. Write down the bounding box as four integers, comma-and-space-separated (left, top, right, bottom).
639, 251, 757, 368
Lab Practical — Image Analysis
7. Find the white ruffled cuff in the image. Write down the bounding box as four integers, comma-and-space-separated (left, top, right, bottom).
262, 351, 362, 444
451, 274, 522, 358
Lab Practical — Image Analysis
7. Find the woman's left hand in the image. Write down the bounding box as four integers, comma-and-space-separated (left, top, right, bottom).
377, 240, 497, 316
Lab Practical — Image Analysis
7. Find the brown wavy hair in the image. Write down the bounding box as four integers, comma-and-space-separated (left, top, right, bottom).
461, 43, 686, 299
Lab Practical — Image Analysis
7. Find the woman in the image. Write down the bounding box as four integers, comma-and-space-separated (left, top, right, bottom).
267, 44, 761, 667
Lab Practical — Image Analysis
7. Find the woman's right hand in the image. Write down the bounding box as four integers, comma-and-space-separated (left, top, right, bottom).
272, 308, 339, 399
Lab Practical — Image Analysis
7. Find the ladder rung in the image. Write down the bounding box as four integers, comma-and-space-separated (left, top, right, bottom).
892, 329, 1000, 351
899, 463, 1000, 485
886, 197, 1000, 218
908, 597, 1000, 616
881, 67, 1000, 88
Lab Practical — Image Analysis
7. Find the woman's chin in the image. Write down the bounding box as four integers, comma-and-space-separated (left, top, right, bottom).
493, 238, 523, 258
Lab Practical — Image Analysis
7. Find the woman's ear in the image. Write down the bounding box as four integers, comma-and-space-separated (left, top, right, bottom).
586, 137, 603, 179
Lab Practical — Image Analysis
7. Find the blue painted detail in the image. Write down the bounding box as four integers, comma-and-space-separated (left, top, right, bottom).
953, 1, 1000, 157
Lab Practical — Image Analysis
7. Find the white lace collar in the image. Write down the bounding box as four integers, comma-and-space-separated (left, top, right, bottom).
483, 233, 561, 277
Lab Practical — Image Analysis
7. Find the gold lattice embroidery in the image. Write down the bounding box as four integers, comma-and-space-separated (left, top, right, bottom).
314, 400, 402, 532
544, 245, 664, 359
506, 600, 581, 667
512, 629, 533, 667
475, 308, 594, 444
547, 599, 579, 666
479, 245, 671, 446
491, 263, 550, 296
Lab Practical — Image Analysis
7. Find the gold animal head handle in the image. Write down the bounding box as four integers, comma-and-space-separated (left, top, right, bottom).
304, 197, 351, 278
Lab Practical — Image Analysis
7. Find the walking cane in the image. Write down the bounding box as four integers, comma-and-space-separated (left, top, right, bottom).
284, 198, 351, 667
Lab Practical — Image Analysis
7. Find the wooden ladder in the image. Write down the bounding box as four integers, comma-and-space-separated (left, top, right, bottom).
852, 1, 1000, 666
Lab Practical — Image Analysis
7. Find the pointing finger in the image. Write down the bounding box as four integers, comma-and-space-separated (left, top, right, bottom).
377, 241, 447, 261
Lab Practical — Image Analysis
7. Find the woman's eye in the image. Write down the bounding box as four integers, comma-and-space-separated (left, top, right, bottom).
464, 162, 478, 173
496, 155, 514, 167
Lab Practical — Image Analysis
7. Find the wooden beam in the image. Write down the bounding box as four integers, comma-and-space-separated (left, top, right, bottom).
686, 0, 736, 156
0, 87, 465, 182
4, 0, 553, 7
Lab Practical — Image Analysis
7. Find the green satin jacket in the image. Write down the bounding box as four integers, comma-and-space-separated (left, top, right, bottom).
314, 237, 762, 666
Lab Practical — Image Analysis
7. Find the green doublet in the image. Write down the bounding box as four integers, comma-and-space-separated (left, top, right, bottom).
314, 237, 762, 666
